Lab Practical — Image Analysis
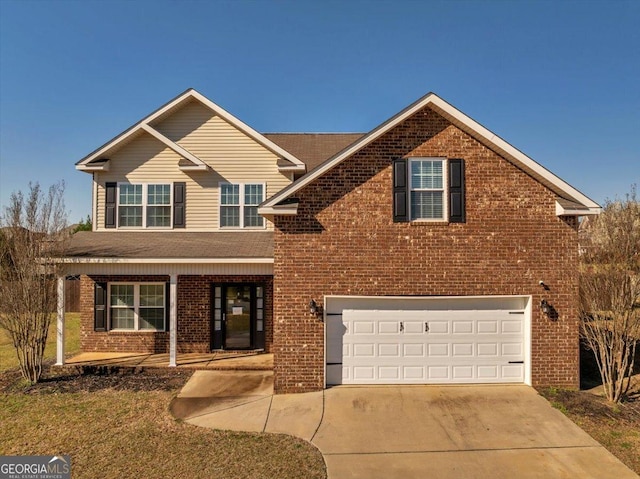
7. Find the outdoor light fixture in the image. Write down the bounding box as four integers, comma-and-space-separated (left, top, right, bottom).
309, 299, 319, 315
540, 299, 551, 316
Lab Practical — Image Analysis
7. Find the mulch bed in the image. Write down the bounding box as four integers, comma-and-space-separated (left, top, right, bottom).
0, 361, 193, 394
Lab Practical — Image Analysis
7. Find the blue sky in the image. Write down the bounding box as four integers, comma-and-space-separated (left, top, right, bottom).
1, 0, 638, 222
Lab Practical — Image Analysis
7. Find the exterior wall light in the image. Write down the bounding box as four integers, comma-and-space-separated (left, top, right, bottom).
309, 299, 319, 315
540, 299, 551, 316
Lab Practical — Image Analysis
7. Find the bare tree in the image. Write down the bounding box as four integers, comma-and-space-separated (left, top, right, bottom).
0, 182, 67, 383
579, 185, 640, 402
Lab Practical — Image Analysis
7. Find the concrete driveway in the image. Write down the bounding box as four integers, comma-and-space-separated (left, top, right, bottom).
171, 371, 638, 479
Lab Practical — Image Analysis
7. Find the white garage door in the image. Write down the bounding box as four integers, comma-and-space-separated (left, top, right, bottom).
326, 296, 530, 386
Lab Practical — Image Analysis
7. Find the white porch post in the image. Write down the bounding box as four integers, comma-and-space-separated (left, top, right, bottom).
55, 276, 65, 366
169, 274, 177, 367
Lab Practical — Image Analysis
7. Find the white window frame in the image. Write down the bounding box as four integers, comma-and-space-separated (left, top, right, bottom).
116, 183, 173, 229
108, 282, 166, 331
218, 182, 266, 229
409, 158, 448, 221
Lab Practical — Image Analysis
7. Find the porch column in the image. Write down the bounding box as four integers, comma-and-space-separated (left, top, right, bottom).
169, 274, 177, 367
55, 276, 65, 366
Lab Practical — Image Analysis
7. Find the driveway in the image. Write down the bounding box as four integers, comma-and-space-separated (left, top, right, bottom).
171, 371, 638, 479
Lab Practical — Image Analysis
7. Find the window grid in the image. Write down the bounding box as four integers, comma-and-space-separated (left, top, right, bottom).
109, 283, 165, 331
117, 183, 172, 228
410, 159, 446, 220
219, 183, 265, 229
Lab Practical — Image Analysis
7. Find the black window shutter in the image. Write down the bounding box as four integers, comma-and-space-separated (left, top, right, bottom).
448, 159, 466, 223
173, 182, 186, 228
94, 282, 107, 331
105, 182, 117, 228
392, 159, 409, 222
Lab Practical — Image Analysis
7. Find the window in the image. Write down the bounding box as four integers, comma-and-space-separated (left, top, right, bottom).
109, 283, 165, 331
119, 184, 142, 227
147, 184, 171, 227
118, 183, 171, 228
410, 159, 446, 220
220, 183, 264, 228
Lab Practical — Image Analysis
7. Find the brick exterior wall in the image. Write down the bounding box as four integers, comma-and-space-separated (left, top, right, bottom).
273, 106, 580, 393
80, 274, 273, 354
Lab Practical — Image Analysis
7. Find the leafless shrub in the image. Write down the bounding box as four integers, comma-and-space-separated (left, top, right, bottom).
579, 185, 640, 402
0, 182, 68, 383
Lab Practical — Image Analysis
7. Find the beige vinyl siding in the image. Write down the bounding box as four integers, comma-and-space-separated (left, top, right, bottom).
94, 100, 291, 231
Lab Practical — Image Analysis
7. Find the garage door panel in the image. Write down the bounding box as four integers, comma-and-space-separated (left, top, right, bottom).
379, 367, 401, 380
478, 365, 499, 379
379, 321, 399, 334
453, 365, 474, 379
452, 320, 473, 334
427, 320, 450, 334
502, 320, 523, 333
379, 343, 401, 356
353, 321, 375, 334
353, 366, 375, 380
477, 320, 498, 333
502, 343, 523, 356
403, 343, 425, 357
427, 343, 449, 356
404, 321, 424, 334
477, 343, 499, 356
453, 343, 474, 357
403, 366, 425, 380
353, 343, 375, 357
327, 298, 527, 386
501, 364, 524, 379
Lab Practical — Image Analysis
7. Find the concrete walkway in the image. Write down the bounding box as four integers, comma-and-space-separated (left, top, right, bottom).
171, 371, 638, 479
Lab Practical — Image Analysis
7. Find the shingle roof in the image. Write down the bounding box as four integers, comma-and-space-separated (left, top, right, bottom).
65, 231, 273, 259
264, 133, 365, 171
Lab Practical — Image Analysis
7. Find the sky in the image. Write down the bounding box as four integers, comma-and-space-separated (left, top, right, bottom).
0, 0, 638, 222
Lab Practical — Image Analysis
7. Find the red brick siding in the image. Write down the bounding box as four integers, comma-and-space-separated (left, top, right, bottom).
80, 274, 273, 354
273, 107, 580, 393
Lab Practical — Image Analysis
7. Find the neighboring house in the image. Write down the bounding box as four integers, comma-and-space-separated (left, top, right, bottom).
57, 89, 601, 394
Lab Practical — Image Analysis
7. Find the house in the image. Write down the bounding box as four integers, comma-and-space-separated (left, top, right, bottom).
57, 89, 601, 394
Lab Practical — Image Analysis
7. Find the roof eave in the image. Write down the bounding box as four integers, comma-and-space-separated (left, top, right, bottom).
555, 201, 602, 217
76, 161, 110, 172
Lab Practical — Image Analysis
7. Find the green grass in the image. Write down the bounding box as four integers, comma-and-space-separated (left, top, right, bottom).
0, 389, 326, 479
0, 312, 80, 373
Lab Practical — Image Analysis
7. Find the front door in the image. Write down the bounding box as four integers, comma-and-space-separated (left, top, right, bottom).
211, 283, 266, 350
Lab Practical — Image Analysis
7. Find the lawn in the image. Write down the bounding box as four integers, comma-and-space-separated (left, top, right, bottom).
539, 386, 640, 474
0, 384, 326, 479
0, 312, 81, 373
0, 314, 327, 479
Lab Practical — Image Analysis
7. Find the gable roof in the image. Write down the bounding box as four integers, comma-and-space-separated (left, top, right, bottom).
76, 89, 306, 172
265, 133, 365, 170
259, 93, 601, 216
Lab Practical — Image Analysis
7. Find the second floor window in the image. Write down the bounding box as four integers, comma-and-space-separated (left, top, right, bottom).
410, 159, 446, 220
220, 183, 265, 228
118, 183, 171, 228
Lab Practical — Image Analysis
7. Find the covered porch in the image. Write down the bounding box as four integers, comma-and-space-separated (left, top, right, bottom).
64, 351, 274, 370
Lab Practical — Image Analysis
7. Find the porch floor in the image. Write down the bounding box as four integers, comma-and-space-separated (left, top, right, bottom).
64, 352, 273, 370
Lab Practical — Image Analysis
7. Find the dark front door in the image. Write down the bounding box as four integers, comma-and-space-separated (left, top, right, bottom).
211, 283, 265, 350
